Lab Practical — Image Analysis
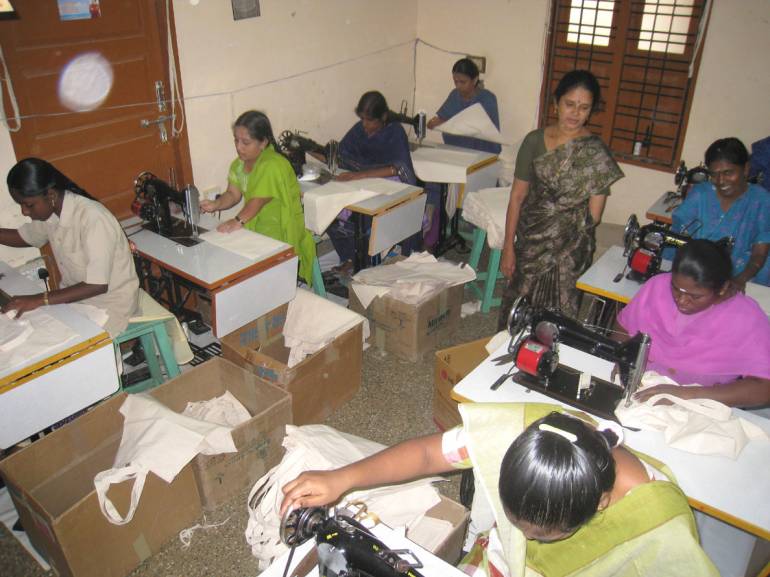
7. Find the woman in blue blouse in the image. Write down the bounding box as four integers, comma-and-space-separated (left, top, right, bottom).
427, 58, 502, 154
671, 137, 770, 288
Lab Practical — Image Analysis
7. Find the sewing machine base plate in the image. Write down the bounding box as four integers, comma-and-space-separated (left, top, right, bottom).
512, 365, 624, 422
142, 218, 206, 247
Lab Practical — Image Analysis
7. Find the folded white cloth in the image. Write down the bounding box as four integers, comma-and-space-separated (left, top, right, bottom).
0, 313, 33, 352
199, 228, 288, 261
0, 310, 78, 371
69, 302, 110, 328
351, 252, 476, 309
435, 102, 505, 145
283, 288, 369, 368
183, 390, 252, 428
462, 187, 510, 250
245, 424, 442, 570
615, 372, 770, 459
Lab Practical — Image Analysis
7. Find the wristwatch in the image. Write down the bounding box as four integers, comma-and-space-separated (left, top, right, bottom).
234, 215, 245, 226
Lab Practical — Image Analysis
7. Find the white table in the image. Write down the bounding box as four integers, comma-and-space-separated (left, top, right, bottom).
258, 519, 465, 577
411, 142, 499, 255
452, 340, 770, 540
123, 214, 298, 337
577, 246, 770, 316
0, 262, 119, 448
646, 191, 681, 225
301, 178, 424, 272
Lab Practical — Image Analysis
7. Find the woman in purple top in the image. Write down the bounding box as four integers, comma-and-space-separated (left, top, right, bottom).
615, 239, 770, 408
427, 58, 502, 155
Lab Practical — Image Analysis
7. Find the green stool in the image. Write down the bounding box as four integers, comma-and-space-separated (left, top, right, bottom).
311, 256, 327, 298
115, 318, 181, 393
467, 227, 504, 313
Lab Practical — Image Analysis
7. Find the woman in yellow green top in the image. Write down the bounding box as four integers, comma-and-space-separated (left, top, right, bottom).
200, 110, 316, 285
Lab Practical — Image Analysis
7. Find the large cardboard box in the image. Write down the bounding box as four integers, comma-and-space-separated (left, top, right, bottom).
220, 307, 363, 425
0, 393, 201, 577
407, 495, 470, 565
433, 337, 492, 430
148, 357, 292, 511
349, 284, 464, 362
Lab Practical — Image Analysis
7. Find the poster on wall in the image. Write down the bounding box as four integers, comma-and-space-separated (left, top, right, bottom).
232, 0, 260, 20
58, 0, 101, 21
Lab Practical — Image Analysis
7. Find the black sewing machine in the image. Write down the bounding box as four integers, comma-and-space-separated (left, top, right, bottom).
619, 214, 733, 282
278, 130, 340, 180
280, 507, 425, 577
492, 297, 651, 421
132, 172, 203, 246
390, 101, 427, 150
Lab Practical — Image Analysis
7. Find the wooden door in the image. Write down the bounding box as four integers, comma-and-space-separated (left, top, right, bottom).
0, 0, 192, 217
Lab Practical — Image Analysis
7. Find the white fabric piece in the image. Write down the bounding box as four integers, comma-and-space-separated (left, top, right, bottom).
69, 302, 110, 328
406, 515, 454, 553
0, 309, 78, 370
94, 393, 238, 525
462, 187, 511, 250
245, 424, 443, 570
461, 300, 481, 318
130, 289, 193, 365
182, 390, 252, 428
351, 252, 476, 309
199, 228, 287, 261
485, 331, 510, 355
411, 146, 480, 183
303, 178, 408, 235
435, 102, 506, 145
615, 372, 770, 459
283, 288, 368, 368
445, 182, 460, 219
0, 314, 33, 352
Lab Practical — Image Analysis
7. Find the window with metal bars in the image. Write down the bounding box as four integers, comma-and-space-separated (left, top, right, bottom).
540, 0, 710, 169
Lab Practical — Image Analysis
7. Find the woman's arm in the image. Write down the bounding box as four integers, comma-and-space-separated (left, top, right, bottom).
216, 196, 273, 233
635, 376, 770, 408
589, 194, 608, 226
1, 282, 107, 318
427, 116, 445, 130
200, 182, 243, 213
500, 178, 530, 279
732, 243, 769, 291
0, 228, 31, 248
280, 433, 450, 514
335, 166, 398, 182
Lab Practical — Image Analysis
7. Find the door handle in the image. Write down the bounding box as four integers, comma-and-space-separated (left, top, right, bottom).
140, 114, 175, 128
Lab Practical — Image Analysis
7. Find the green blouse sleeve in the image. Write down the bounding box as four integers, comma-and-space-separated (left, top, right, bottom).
514, 129, 546, 182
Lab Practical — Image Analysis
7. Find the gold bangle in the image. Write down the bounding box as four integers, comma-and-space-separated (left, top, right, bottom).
43, 291, 49, 306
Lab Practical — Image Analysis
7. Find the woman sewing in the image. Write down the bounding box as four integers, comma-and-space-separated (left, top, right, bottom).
499, 70, 624, 328
670, 137, 770, 289
427, 57, 502, 155
281, 404, 717, 577
0, 158, 139, 337
616, 239, 770, 408
326, 91, 418, 273
200, 110, 316, 286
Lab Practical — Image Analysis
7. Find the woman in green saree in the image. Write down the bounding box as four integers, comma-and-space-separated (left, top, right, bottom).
498, 71, 624, 327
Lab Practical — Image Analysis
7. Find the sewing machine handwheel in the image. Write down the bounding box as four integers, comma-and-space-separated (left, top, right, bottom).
133, 171, 158, 197
280, 507, 327, 547
622, 215, 640, 256
506, 296, 531, 337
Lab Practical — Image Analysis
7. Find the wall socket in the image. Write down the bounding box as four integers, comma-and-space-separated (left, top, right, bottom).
466, 54, 487, 74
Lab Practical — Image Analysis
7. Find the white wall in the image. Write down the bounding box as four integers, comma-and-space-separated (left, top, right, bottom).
172, 0, 419, 200
414, 0, 770, 225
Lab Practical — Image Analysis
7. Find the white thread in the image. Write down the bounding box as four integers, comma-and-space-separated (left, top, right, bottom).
178, 515, 231, 548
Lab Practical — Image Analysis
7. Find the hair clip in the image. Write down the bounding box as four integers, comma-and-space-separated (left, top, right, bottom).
597, 421, 624, 448
538, 423, 577, 443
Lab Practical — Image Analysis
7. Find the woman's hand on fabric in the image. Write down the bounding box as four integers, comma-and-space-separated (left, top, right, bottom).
216, 219, 243, 234
2, 294, 44, 318
427, 116, 444, 130
280, 470, 349, 516
334, 172, 359, 182
199, 199, 218, 213
633, 384, 695, 404
501, 246, 516, 279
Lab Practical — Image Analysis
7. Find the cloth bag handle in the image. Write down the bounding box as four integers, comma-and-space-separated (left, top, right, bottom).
647, 393, 732, 421
93, 464, 148, 525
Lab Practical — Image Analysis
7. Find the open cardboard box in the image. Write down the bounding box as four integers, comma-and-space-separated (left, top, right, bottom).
0, 393, 201, 577
407, 495, 470, 565
148, 357, 292, 511
220, 305, 363, 425
433, 337, 492, 431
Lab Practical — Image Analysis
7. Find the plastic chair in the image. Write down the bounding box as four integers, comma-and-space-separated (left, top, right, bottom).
311, 256, 327, 298
114, 318, 181, 393
467, 227, 503, 313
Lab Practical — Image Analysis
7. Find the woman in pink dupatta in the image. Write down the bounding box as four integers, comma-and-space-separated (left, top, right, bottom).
616, 239, 770, 408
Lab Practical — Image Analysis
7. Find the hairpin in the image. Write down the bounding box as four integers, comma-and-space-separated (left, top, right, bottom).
538, 423, 577, 443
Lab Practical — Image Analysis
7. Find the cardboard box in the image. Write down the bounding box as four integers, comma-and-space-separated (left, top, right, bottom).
0, 393, 201, 577
220, 307, 363, 425
433, 337, 492, 430
407, 495, 470, 565
349, 285, 464, 362
148, 357, 292, 511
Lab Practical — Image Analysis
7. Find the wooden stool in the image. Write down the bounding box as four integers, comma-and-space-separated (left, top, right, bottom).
115, 319, 181, 393
467, 227, 503, 313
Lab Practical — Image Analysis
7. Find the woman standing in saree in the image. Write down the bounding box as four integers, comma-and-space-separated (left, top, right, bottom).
499, 71, 623, 327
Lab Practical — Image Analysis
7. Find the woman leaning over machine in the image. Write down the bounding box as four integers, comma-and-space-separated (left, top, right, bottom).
0, 158, 139, 336
498, 70, 623, 327
200, 110, 316, 285
616, 239, 770, 409
671, 137, 770, 289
